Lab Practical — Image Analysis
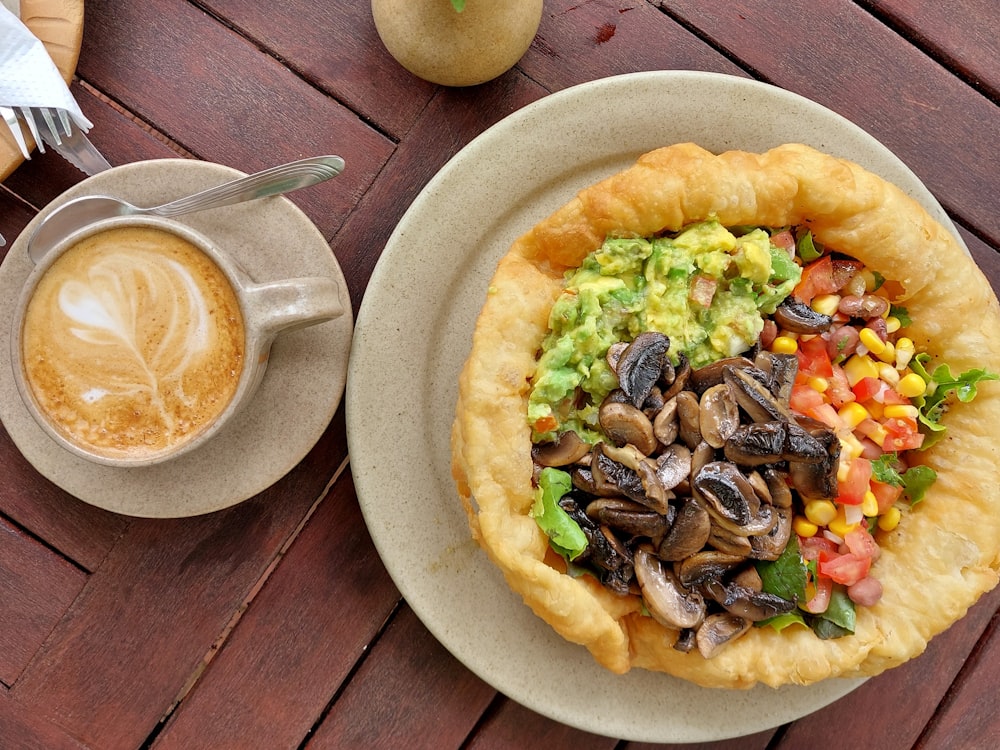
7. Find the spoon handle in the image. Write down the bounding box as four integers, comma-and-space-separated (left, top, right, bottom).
152, 156, 345, 217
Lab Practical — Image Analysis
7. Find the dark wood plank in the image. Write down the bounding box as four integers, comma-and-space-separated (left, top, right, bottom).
0, 518, 86, 686
861, 0, 1000, 100
657, 0, 1000, 246
468, 698, 618, 750
10, 415, 347, 748
916, 609, 1000, 748
0, 687, 90, 750
306, 604, 496, 749
330, 73, 547, 312
775, 584, 1000, 750
197, 0, 437, 141
77, 0, 395, 243
521, 0, 747, 89
151, 470, 400, 750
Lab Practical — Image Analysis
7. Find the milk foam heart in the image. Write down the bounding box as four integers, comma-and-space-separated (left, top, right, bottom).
19, 225, 245, 460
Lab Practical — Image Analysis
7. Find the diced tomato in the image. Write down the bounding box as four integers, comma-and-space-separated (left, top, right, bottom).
871, 480, 903, 514
843, 526, 881, 562
533, 415, 558, 433
837, 457, 872, 505
806, 402, 844, 431
852, 376, 884, 403
790, 383, 825, 413
770, 230, 795, 253
880, 386, 912, 406
825, 364, 855, 408
799, 534, 839, 561
883, 417, 924, 451
797, 335, 834, 378
689, 273, 717, 307
793, 256, 838, 304
819, 552, 872, 587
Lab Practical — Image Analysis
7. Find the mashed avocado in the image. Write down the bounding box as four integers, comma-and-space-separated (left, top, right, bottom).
528, 220, 802, 442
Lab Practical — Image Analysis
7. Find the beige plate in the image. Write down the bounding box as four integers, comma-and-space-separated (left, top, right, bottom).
0, 159, 353, 518
346, 71, 966, 743
0, 0, 85, 180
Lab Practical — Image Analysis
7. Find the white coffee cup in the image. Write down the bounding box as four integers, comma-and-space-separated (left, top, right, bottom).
10, 215, 343, 467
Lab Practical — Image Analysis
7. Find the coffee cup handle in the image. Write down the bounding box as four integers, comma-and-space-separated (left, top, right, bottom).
244, 277, 344, 339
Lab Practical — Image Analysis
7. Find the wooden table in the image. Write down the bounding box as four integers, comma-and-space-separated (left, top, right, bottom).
3, 1, 999, 747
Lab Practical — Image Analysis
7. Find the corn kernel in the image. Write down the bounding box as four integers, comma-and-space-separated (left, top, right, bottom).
897, 372, 927, 398
858, 327, 886, 355
805, 499, 838, 527
860, 269, 878, 292
895, 337, 915, 369
808, 376, 829, 393
885, 316, 902, 333
877, 363, 900, 387
793, 516, 819, 537
811, 293, 842, 317
828, 509, 859, 538
844, 354, 880, 386
884, 404, 919, 420
862, 491, 879, 517
838, 402, 871, 429
771, 336, 798, 354
878, 507, 902, 532
874, 340, 896, 364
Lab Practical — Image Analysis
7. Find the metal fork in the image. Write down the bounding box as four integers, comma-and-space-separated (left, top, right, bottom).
1, 106, 30, 159
19, 105, 73, 153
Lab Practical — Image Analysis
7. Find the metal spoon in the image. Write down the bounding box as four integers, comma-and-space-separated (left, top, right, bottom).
26, 155, 345, 264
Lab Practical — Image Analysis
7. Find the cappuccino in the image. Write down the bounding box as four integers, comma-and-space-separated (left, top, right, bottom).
19, 225, 245, 461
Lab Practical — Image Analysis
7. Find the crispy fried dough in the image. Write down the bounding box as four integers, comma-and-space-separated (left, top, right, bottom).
451, 143, 1000, 688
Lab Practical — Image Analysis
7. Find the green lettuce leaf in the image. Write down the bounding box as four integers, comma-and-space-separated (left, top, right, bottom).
871, 453, 938, 506
910, 353, 998, 441
531, 468, 588, 560
756, 536, 807, 602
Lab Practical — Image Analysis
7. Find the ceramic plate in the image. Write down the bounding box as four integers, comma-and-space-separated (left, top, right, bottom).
0, 159, 353, 518
346, 71, 964, 743
0, 0, 85, 180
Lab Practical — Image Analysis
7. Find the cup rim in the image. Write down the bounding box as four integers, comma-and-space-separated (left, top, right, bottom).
11, 215, 257, 468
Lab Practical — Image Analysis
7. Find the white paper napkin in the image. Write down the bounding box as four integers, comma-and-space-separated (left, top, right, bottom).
0, 4, 91, 131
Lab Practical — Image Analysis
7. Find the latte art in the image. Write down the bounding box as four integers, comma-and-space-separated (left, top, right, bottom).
20, 226, 245, 460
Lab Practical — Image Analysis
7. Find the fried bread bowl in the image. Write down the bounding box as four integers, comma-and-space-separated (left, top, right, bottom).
451, 143, 1000, 688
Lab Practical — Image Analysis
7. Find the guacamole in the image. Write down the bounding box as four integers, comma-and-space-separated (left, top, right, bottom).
527, 220, 802, 442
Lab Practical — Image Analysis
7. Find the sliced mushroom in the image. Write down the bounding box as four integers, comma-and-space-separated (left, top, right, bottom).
652, 396, 680, 445
599, 401, 658, 455
676, 390, 702, 450
606, 341, 629, 373
689, 356, 755, 394
773, 296, 833, 333
600, 443, 673, 514
532, 430, 591, 467
763, 468, 793, 509
747, 470, 771, 504
699, 383, 740, 449
788, 417, 841, 500
705, 581, 797, 622
660, 354, 691, 401
676, 550, 746, 587
723, 365, 795, 423
617, 332, 671, 408
724, 421, 827, 466
657, 497, 711, 562
673, 628, 697, 653
696, 613, 751, 658
586, 498, 672, 540
655, 443, 692, 490
558, 497, 634, 595
590, 443, 646, 501
732, 565, 763, 591
707, 523, 753, 556
634, 547, 706, 630
750, 506, 792, 561
693, 461, 777, 536
765, 352, 799, 402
